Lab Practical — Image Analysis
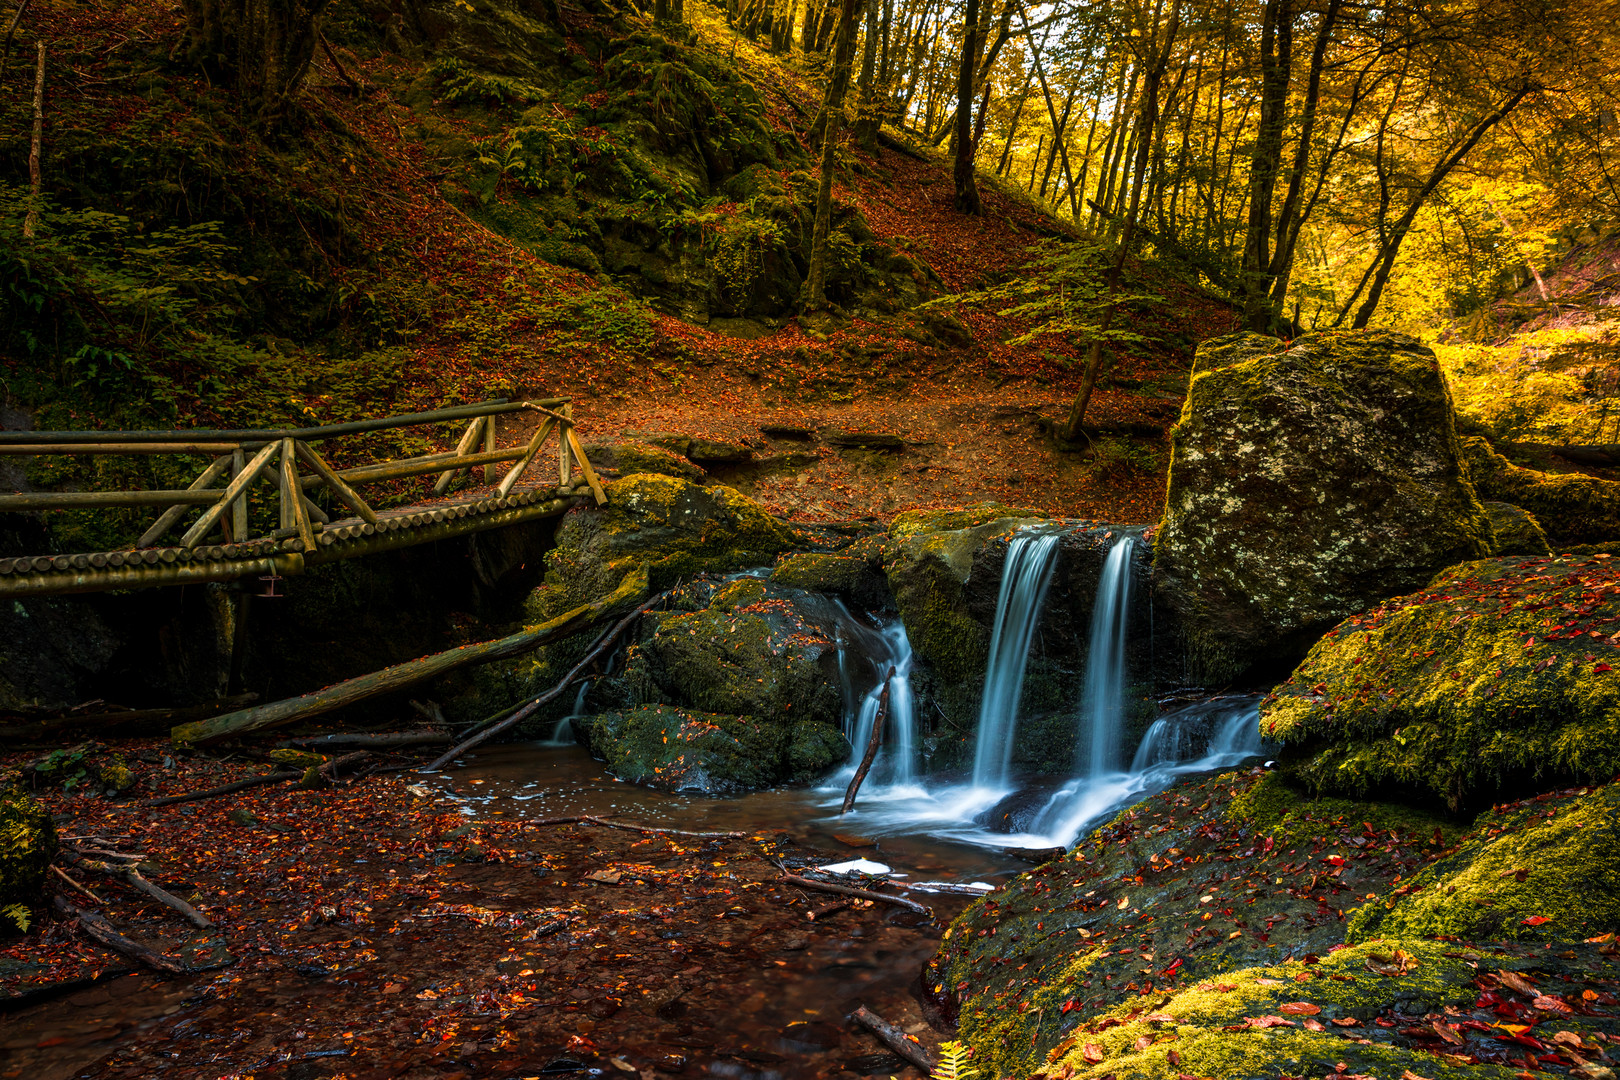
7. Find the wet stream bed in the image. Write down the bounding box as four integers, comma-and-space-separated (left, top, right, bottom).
1, 742, 1032, 1080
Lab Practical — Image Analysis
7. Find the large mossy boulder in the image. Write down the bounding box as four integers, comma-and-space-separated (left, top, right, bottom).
573, 704, 847, 795
1462, 435, 1620, 547
634, 578, 842, 726
1349, 782, 1620, 944
1156, 330, 1494, 684
1260, 553, 1620, 810
1482, 500, 1551, 557
580, 440, 705, 483
930, 766, 1620, 1080
1, 785, 57, 926
769, 534, 892, 610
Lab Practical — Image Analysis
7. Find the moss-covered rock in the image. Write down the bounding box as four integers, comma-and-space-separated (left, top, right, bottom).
1348, 782, 1620, 944
573, 704, 846, 795
581, 440, 705, 482
929, 764, 1620, 1080
769, 534, 891, 609
1482, 500, 1551, 557
1462, 435, 1620, 547
638, 578, 842, 726
0, 785, 56, 922
1156, 330, 1495, 684
1260, 553, 1620, 809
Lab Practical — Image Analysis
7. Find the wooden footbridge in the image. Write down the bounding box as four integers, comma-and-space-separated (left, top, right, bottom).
0, 399, 606, 599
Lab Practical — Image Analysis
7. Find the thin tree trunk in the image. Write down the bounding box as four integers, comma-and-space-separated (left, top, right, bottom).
803, 0, 866, 310
22, 41, 42, 239
1027, 131, 1044, 190
952, 0, 981, 213
1240, 0, 1293, 331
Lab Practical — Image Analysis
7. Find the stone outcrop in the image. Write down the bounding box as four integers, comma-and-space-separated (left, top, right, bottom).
1260, 553, 1620, 810
1156, 330, 1495, 684
1462, 435, 1620, 547
573, 705, 846, 796
1481, 500, 1551, 557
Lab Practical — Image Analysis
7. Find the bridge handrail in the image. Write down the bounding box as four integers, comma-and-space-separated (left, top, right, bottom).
0, 397, 568, 447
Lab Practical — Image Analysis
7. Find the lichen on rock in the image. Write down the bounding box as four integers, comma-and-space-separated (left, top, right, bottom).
1260, 553, 1620, 809
1155, 330, 1495, 685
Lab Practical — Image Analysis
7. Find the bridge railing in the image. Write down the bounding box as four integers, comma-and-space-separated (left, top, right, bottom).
0, 398, 606, 553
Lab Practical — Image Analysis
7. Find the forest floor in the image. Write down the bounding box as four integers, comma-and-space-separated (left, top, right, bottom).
0, 743, 980, 1080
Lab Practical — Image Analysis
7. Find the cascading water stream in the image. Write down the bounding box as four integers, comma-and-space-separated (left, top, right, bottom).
969, 529, 1062, 790
1077, 536, 1136, 778
828, 606, 920, 794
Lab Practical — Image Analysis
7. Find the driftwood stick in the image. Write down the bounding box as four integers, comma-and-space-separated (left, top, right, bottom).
173, 565, 649, 746
133, 769, 300, 808
54, 896, 186, 975
422, 586, 668, 771
50, 864, 105, 904
806, 899, 851, 921
851, 1005, 935, 1072
780, 874, 930, 916
521, 814, 746, 840
841, 683, 888, 814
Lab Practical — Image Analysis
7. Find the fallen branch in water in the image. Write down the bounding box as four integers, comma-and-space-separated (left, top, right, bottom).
422, 583, 669, 772
174, 565, 650, 746
806, 899, 852, 921
134, 769, 300, 808
317, 750, 371, 786
841, 682, 888, 814
522, 814, 746, 840
64, 852, 214, 929
780, 873, 931, 916
50, 864, 104, 904
53, 895, 186, 975
852, 1005, 935, 1071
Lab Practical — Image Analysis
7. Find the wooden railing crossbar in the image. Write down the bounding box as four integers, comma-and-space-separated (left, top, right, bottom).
0, 398, 604, 556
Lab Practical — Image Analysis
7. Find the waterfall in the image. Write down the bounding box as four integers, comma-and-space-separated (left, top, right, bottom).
542, 682, 591, 746
1078, 536, 1137, 777
831, 607, 920, 792
970, 529, 1062, 790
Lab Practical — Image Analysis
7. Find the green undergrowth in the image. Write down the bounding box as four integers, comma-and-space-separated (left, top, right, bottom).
1260, 553, 1620, 810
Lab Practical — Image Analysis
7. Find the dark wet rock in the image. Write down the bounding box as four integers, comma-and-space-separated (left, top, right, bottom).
827, 431, 906, 451
686, 438, 755, 464
760, 424, 816, 441
1156, 330, 1494, 685
1482, 499, 1551, 557
1462, 434, 1620, 547
971, 783, 1064, 834
581, 440, 705, 482
769, 535, 891, 609
573, 705, 847, 795
1261, 553, 1620, 809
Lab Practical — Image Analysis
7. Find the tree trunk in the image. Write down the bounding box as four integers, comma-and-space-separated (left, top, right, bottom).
22, 41, 42, 240
1239, 0, 1293, 331
852, 0, 881, 147
802, 0, 865, 311
952, 0, 982, 213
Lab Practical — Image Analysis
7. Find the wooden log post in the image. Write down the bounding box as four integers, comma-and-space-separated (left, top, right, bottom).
497, 418, 555, 498
280, 439, 317, 553
230, 446, 248, 542
483, 412, 497, 485
182, 441, 280, 548
171, 564, 650, 745
293, 440, 378, 524
434, 416, 486, 495
559, 404, 573, 487
137, 454, 233, 548
563, 426, 607, 506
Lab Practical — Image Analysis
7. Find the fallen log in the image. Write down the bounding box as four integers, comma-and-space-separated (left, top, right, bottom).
520, 814, 746, 840
134, 769, 300, 808
0, 693, 260, 737
422, 583, 667, 772
53, 896, 186, 975
780, 873, 931, 916
851, 1005, 935, 1072
173, 565, 650, 745
317, 750, 371, 785
280, 731, 452, 750
841, 683, 888, 814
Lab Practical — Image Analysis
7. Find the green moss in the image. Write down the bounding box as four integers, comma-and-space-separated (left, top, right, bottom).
769, 549, 891, 608
1348, 782, 1620, 944
575, 705, 846, 795
267, 749, 328, 769
1260, 553, 1620, 809
582, 440, 705, 482
1481, 500, 1551, 557
1227, 770, 1466, 851
0, 785, 57, 914
1462, 436, 1620, 547
890, 504, 1045, 543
